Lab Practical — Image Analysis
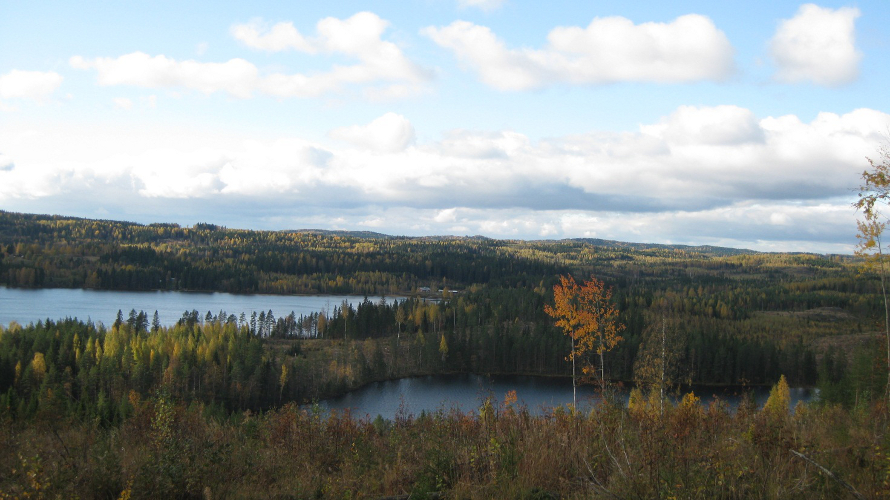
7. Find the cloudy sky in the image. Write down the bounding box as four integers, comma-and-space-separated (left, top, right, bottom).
2, 1, 889, 253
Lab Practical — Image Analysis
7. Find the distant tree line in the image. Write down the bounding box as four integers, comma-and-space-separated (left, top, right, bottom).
0, 293, 840, 428
0, 211, 563, 293
0, 210, 884, 410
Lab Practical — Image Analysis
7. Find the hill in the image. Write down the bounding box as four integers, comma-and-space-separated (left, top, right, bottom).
0, 210, 880, 388
0, 210, 886, 498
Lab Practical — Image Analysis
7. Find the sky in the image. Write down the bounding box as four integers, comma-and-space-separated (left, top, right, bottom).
1, 1, 889, 254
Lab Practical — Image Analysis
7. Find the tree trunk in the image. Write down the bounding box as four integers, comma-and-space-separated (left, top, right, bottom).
599, 349, 605, 393
660, 316, 666, 417
878, 236, 890, 405
571, 335, 577, 408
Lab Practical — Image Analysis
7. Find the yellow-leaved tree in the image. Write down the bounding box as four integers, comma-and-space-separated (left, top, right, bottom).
855, 146, 890, 404
545, 275, 624, 407
762, 374, 791, 418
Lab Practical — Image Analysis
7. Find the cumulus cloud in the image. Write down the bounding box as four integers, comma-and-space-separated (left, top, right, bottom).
232, 12, 422, 63
770, 4, 861, 86
5, 106, 886, 210
0, 70, 63, 102
2, 105, 885, 252
70, 53, 258, 98
423, 14, 734, 90
116, 139, 334, 199
640, 105, 764, 145
329, 113, 416, 153
550, 106, 887, 208
436, 129, 530, 159
434, 208, 458, 223
235, 12, 431, 98
72, 13, 431, 100
231, 20, 316, 52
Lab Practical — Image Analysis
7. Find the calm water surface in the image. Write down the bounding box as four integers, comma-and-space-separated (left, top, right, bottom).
316, 374, 816, 419
0, 286, 394, 327
1, 287, 815, 416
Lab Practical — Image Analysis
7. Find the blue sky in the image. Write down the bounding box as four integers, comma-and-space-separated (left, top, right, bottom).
1, 1, 889, 253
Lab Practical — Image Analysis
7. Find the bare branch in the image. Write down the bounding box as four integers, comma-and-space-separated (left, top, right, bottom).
789, 450, 865, 500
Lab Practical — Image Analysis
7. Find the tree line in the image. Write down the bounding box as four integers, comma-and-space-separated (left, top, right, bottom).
1, 292, 850, 429
0, 209, 884, 406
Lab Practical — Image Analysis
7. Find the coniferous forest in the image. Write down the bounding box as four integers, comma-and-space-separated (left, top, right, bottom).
1, 210, 888, 498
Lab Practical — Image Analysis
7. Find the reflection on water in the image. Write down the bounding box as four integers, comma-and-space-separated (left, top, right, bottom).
316, 374, 817, 420
0, 286, 395, 327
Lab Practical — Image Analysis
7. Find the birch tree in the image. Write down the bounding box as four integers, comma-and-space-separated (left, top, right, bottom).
855, 146, 890, 404
633, 314, 686, 416
545, 275, 624, 407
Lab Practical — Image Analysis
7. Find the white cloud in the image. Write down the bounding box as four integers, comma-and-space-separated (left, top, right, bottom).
216, 139, 331, 196
112, 97, 133, 110
457, 0, 506, 11
434, 208, 458, 223
317, 12, 394, 56
128, 148, 231, 198
770, 4, 861, 86
329, 112, 416, 153
552, 106, 888, 207
70, 53, 258, 98
73, 13, 431, 100
231, 20, 316, 52
436, 129, 530, 158
0, 70, 63, 102
235, 12, 430, 98
770, 212, 791, 225
640, 105, 764, 145
2, 105, 885, 252
362, 83, 427, 102
358, 217, 385, 227
5, 106, 886, 210
423, 14, 734, 90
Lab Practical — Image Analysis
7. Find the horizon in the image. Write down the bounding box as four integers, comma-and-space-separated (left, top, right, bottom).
7, 209, 850, 256
2, 1, 889, 254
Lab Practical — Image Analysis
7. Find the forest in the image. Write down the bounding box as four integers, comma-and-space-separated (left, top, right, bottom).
0, 210, 879, 390
0, 210, 888, 498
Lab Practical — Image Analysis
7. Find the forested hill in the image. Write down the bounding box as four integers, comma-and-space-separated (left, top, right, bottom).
569, 237, 756, 256
0, 209, 885, 406
0, 210, 839, 296
0, 210, 567, 293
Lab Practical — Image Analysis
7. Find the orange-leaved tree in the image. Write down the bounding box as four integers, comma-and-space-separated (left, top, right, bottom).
545, 275, 624, 407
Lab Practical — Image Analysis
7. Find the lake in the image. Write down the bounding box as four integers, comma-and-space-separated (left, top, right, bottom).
315, 374, 817, 420
0, 287, 817, 417
0, 286, 395, 328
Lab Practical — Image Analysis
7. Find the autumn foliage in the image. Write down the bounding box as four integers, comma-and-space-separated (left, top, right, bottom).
545, 275, 624, 393
2, 387, 888, 499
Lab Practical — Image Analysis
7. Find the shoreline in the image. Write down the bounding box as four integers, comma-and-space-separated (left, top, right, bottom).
302, 368, 810, 406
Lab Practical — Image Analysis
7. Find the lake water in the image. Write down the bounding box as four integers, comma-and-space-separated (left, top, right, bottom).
1, 287, 817, 416
316, 374, 817, 420
0, 286, 395, 327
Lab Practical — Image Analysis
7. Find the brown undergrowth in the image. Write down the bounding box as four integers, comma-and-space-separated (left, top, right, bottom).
1, 386, 888, 499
